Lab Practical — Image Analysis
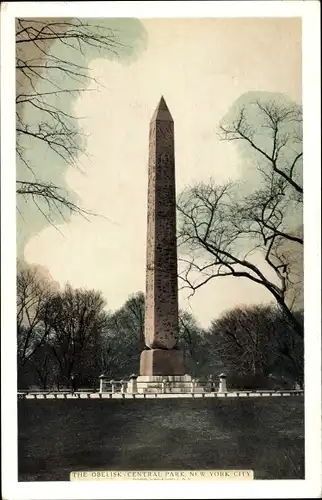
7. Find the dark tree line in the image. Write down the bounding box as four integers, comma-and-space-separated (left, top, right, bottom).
208, 305, 303, 389
17, 261, 303, 391
17, 261, 107, 390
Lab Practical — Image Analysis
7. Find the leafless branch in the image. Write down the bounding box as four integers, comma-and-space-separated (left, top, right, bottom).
177, 171, 303, 337
16, 18, 125, 223
219, 100, 303, 194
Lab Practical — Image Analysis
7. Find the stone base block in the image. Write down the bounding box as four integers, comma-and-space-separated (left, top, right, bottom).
136, 374, 205, 394
138, 374, 192, 382
140, 349, 185, 376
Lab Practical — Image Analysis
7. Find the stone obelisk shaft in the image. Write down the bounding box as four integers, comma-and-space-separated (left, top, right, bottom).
140, 97, 185, 376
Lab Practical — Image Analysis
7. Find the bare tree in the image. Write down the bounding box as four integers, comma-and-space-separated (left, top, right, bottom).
179, 310, 198, 361
123, 292, 146, 348
219, 100, 302, 197
99, 292, 146, 377
207, 305, 303, 387
17, 261, 56, 367
16, 18, 125, 221
177, 98, 303, 336
28, 343, 56, 390
269, 309, 304, 388
178, 310, 215, 376
208, 305, 275, 377
44, 284, 107, 387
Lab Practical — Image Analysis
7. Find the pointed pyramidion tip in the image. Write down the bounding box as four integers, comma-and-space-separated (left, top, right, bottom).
151, 96, 173, 122
158, 96, 169, 112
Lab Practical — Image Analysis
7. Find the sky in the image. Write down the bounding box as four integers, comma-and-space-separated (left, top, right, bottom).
21, 18, 302, 327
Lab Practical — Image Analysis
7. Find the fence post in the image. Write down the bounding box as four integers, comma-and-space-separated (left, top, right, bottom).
110, 380, 116, 394
120, 380, 127, 394
99, 374, 107, 394
218, 373, 227, 392
191, 378, 196, 393
162, 378, 167, 394
128, 374, 138, 394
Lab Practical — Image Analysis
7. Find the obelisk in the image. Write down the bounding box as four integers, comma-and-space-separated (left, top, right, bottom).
139, 96, 185, 376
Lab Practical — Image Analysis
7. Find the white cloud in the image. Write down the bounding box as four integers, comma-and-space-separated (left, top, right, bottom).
24, 18, 301, 327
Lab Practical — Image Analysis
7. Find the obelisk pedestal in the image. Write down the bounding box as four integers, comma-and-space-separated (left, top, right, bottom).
140, 349, 185, 376
137, 96, 189, 393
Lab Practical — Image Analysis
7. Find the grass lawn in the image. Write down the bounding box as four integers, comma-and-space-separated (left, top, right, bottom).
18, 397, 304, 481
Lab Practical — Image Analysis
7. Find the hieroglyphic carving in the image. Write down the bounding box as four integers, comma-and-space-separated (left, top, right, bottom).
144, 98, 179, 350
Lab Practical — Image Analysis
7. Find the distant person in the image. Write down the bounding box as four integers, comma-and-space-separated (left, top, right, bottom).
209, 375, 215, 392
71, 375, 77, 394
